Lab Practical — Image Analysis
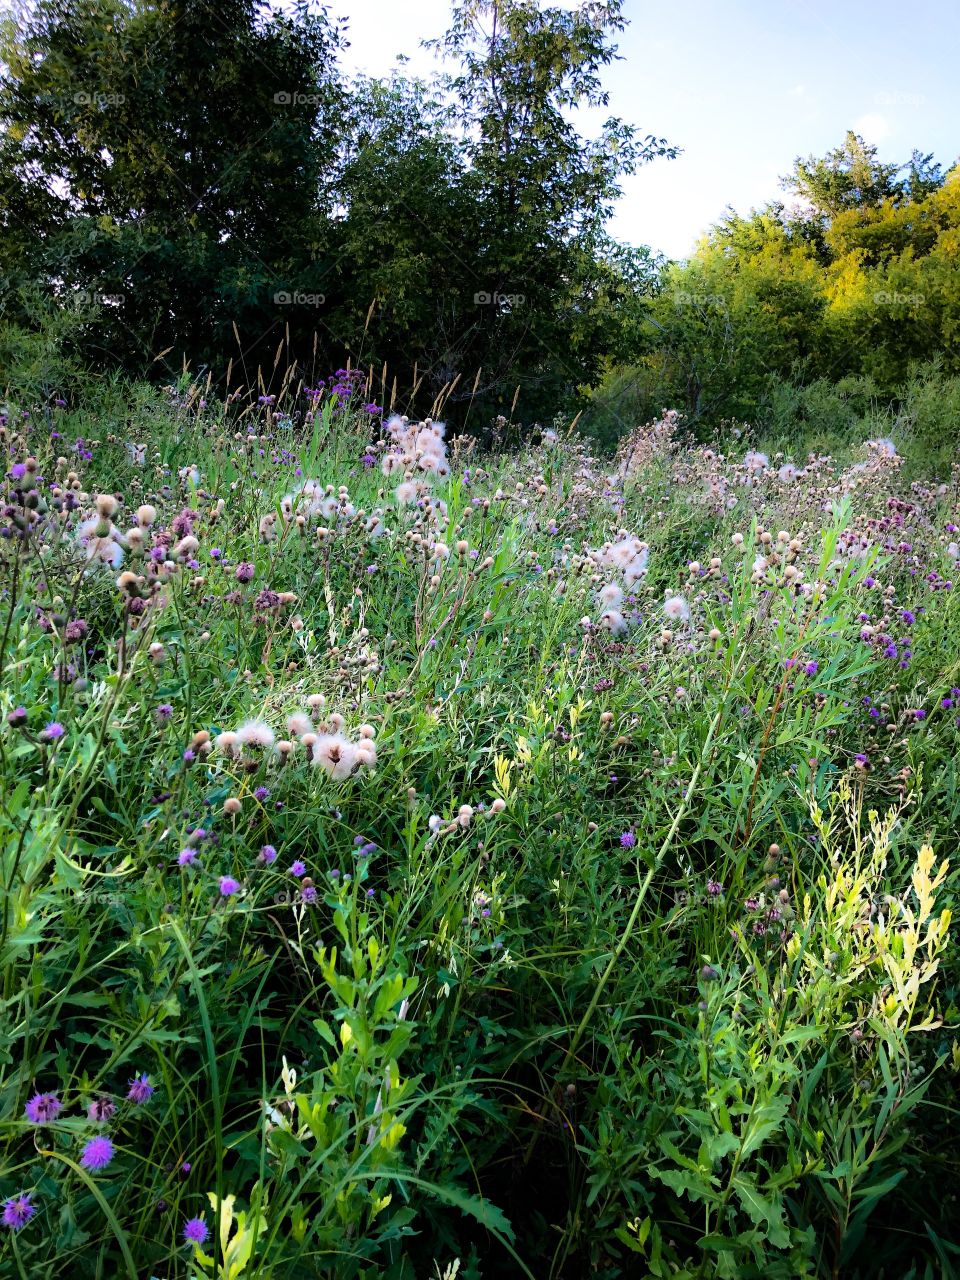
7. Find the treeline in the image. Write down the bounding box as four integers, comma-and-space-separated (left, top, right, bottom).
0, 0, 673, 421
587, 132, 960, 447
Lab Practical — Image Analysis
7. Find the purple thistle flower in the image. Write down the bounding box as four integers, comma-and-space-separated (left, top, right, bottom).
300, 885, 318, 904
619, 831, 636, 849
235, 562, 255, 583
24, 1092, 61, 1124
155, 703, 174, 722
706, 879, 723, 896
80, 1135, 114, 1170
183, 1216, 209, 1245
219, 876, 240, 897
258, 844, 277, 864
40, 721, 65, 742
178, 846, 198, 866
88, 1097, 116, 1124
254, 786, 270, 802
127, 1074, 154, 1104
2, 1193, 35, 1231
803, 661, 818, 676
289, 859, 306, 878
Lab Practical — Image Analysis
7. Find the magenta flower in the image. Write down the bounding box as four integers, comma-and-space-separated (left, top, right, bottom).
289, 859, 306, 877
2, 1193, 35, 1231
235, 562, 255, 583
24, 1092, 61, 1124
127, 1074, 154, 1104
219, 876, 240, 897
619, 832, 636, 849
178, 846, 198, 866
183, 1216, 209, 1245
88, 1097, 116, 1123
80, 1136, 114, 1170
40, 721, 65, 742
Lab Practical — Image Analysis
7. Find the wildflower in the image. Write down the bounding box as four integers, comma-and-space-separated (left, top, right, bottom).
289, 860, 306, 878
706, 879, 723, 896
183, 1217, 209, 1246
254, 786, 271, 802
88, 1097, 116, 1123
25, 1092, 61, 1124
40, 721, 65, 742
600, 608, 628, 637
619, 831, 636, 849
235, 562, 255, 583
80, 1136, 114, 1170
663, 595, 690, 623
313, 733, 358, 780
803, 661, 818, 676
301, 885, 318, 904
127, 1074, 154, 1104
2, 1194, 35, 1231
155, 703, 174, 722
259, 844, 277, 864
178, 847, 198, 866
7, 707, 28, 728
235, 719, 275, 750
287, 711, 313, 736
219, 876, 240, 897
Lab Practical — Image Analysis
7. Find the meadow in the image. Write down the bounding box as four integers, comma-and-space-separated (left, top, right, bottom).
0, 375, 958, 1279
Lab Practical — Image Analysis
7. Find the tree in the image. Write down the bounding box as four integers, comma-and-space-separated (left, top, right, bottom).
0, 0, 345, 378
420, 0, 677, 418
784, 131, 901, 222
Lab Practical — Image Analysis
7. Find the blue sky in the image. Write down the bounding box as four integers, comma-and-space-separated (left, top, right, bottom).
334, 0, 960, 259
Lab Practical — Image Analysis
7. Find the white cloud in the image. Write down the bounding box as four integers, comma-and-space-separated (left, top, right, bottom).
852, 112, 892, 141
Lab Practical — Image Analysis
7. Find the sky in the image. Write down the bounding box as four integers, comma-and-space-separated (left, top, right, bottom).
331, 0, 960, 259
